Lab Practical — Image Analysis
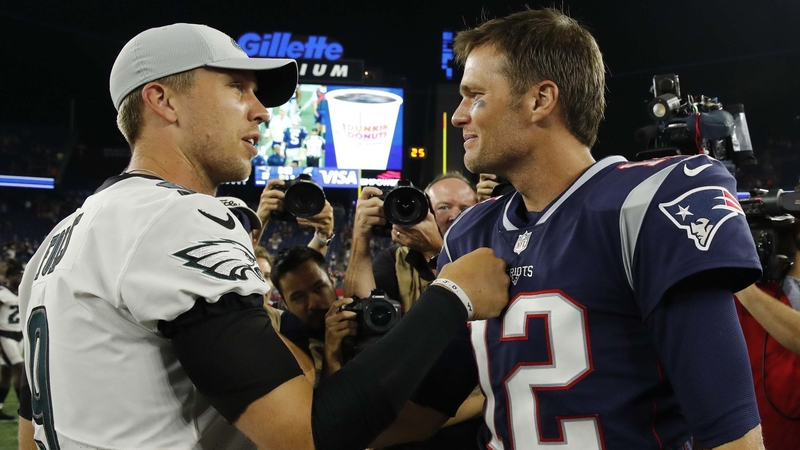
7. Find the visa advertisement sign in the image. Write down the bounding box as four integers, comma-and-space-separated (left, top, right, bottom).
253, 167, 401, 189
254, 166, 359, 188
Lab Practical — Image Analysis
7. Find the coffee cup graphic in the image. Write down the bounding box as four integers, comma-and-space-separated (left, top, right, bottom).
326, 89, 403, 170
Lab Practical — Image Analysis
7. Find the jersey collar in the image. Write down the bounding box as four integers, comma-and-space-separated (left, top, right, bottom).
501, 155, 628, 231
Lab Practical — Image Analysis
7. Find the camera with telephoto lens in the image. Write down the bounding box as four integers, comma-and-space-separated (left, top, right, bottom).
635, 74, 800, 282
371, 179, 431, 237
270, 173, 326, 222
339, 289, 402, 363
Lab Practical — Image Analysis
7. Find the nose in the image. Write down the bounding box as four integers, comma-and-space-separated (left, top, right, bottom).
308, 293, 328, 312
451, 98, 469, 128
447, 210, 460, 225
251, 96, 270, 124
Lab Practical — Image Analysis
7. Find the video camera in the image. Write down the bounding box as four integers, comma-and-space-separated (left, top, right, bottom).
339, 289, 402, 363
635, 73, 756, 169
270, 173, 327, 222
636, 74, 798, 281
371, 179, 432, 237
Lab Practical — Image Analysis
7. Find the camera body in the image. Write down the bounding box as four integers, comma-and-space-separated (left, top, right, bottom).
339, 289, 402, 363
270, 173, 327, 222
371, 179, 431, 237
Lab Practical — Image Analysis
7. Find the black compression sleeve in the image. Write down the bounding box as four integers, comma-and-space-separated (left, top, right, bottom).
311, 285, 468, 450
18, 365, 31, 420
410, 323, 478, 416
159, 292, 303, 422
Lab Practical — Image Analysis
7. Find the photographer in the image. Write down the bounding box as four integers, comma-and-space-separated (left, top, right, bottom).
251, 178, 335, 254
270, 246, 357, 382
345, 172, 477, 309
734, 228, 800, 450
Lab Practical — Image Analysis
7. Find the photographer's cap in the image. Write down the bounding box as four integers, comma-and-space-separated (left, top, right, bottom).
110, 23, 298, 110
218, 196, 262, 232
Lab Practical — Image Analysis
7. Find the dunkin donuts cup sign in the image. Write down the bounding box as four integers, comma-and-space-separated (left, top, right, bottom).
327, 89, 403, 170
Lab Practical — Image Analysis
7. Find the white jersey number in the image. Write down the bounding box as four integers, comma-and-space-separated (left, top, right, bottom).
473, 292, 603, 450
27, 306, 59, 449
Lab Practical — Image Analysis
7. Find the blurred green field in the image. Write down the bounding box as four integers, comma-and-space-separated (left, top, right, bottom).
0, 389, 19, 449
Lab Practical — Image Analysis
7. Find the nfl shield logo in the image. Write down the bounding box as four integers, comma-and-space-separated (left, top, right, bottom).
513, 231, 532, 254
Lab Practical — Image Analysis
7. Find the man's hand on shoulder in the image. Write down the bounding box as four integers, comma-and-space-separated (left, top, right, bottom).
438, 247, 509, 320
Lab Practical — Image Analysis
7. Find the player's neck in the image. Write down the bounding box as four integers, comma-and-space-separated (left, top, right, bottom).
511, 139, 595, 213
127, 144, 217, 196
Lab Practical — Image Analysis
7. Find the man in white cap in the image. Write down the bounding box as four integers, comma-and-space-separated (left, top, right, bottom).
17, 23, 510, 450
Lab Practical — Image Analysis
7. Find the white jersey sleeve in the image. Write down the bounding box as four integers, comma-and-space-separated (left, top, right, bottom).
116, 187, 268, 329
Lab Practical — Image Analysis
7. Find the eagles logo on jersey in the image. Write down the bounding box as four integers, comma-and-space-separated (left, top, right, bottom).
173, 238, 265, 282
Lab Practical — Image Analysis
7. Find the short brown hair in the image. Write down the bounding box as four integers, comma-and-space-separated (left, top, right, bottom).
453, 8, 605, 147
116, 70, 196, 146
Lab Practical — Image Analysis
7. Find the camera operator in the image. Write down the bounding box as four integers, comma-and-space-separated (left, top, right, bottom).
271, 246, 357, 383
734, 227, 800, 450
251, 178, 335, 254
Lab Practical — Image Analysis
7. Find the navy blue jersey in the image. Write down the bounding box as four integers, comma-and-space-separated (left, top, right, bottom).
284, 126, 307, 150
438, 155, 761, 449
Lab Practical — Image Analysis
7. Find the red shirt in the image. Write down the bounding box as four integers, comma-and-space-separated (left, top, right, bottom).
735, 282, 800, 450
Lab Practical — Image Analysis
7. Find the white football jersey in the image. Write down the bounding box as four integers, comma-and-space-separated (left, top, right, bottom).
19, 175, 268, 449
0, 286, 20, 333
304, 135, 325, 158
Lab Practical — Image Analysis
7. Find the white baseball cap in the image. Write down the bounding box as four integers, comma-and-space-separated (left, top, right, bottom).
110, 23, 298, 110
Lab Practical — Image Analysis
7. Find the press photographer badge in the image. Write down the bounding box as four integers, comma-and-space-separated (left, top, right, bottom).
327, 88, 403, 170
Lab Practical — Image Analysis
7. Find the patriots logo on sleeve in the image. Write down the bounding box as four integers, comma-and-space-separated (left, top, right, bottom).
172, 238, 265, 282
658, 186, 745, 251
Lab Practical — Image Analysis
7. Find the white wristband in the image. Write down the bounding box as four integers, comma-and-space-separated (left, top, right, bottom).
430, 278, 474, 320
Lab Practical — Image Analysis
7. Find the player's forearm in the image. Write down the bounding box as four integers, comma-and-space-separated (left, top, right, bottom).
711, 424, 764, 450
343, 234, 376, 298
737, 285, 800, 355
443, 390, 484, 427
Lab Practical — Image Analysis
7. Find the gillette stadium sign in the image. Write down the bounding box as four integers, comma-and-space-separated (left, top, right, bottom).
237, 32, 363, 83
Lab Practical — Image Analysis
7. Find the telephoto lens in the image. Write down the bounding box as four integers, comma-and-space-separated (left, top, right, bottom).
383, 179, 430, 227
273, 174, 326, 221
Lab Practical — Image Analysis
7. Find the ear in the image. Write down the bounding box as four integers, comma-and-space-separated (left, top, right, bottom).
528, 80, 560, 123
141, 82, 179, 124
